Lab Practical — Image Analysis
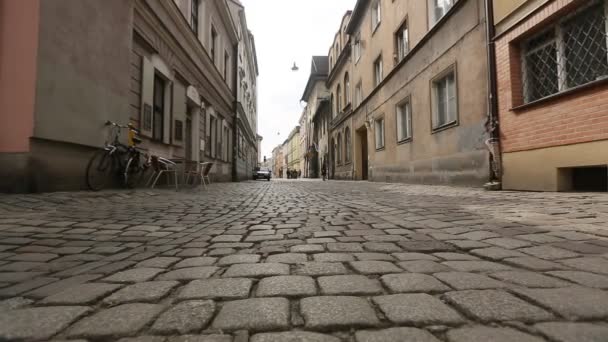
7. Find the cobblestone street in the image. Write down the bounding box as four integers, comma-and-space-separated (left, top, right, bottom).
1, 180, 608, 341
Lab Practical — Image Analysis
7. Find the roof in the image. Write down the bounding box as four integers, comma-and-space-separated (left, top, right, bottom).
301, 56, 329, 101
346, 0, 369, 34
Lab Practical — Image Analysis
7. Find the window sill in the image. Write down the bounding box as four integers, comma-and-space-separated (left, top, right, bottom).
431, 121, 458, 134
372, 22, 381, 36
375, 146, 385, 152
397, 137, 412, 145
512, 77, 608, 112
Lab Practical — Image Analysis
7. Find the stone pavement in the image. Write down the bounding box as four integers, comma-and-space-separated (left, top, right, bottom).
1, 180, 608, 341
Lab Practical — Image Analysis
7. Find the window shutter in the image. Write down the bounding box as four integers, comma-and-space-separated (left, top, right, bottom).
140, 56, 154, 138
172, 80, 187, 147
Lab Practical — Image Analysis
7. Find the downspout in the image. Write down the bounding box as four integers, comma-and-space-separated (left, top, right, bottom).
484, 0, 502, 190
232, 42, 239, 182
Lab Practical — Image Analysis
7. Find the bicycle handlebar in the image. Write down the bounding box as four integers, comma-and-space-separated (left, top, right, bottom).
105, 120, 135, 130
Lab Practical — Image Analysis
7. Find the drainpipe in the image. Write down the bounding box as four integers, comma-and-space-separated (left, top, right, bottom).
232, 43, 239, 182
484, 0, 502, 190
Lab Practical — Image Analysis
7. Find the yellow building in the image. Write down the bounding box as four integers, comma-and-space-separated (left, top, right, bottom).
286, 126, 301, 175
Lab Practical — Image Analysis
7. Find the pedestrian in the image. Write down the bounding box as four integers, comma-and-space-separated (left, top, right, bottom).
321, 159, 327, 181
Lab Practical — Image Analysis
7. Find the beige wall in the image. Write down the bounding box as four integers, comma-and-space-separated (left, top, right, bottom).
503, 140, 608, 192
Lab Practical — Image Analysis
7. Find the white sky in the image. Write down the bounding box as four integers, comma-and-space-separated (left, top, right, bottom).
240, 0, 357, 160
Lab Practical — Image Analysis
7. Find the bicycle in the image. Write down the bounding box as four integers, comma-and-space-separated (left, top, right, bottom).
85, 121, 150, 191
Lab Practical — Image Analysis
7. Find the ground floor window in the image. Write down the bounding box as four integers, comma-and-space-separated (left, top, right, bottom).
375, 117, 385, 150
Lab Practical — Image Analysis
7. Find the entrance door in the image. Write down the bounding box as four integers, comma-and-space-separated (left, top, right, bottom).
185, 114, 193, 161
357, 127, 368, 180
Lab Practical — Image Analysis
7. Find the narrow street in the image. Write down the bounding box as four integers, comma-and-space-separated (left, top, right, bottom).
0, 180, 607, 341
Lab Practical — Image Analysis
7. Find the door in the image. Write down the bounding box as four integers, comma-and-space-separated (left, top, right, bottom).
185, 114, 193, 161
357, 127, 368, 180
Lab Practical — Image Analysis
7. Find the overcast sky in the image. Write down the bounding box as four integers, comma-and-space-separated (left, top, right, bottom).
240, 0, 357, 160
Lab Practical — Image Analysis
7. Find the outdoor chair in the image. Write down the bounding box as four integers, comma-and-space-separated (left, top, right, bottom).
148, 156, 179, 191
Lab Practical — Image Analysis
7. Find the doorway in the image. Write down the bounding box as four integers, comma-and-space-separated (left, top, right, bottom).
185, 114, 193, 161
356, 127, 368, 180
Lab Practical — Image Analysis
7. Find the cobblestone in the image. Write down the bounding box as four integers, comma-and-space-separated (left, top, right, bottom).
1, 181, 608, 339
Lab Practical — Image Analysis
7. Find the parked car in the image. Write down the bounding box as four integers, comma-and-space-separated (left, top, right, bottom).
253, 167, 271, 181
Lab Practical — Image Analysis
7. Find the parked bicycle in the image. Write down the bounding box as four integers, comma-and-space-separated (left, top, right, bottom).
85, 121, 150, 191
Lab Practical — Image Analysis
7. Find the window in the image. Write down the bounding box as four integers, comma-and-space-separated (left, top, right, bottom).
344, 73, 351, 105
337, 133, 342, 164
371, 0, 381, 31
211, 26, 217, 63
432, 69, 457, 129
374, 55, 383, 87
521, 1, 608, 103
175, 120, 183, 141
152, 74, 165, 141
353, 32, 362, 63
329, 56, 333, 70
374, 117, 385, 150
224, 51, 230, 80
190, 0, 199, 34
395, 20, 409, 62
431, 0, 455, 24
330, 93, 335, 118
337, 84, 342, 113
355, 82, 362, 107
345, 127, 351, 163
396, 100, 412, 142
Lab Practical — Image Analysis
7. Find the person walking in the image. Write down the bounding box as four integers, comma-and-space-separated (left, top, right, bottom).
321, 158, 327, 181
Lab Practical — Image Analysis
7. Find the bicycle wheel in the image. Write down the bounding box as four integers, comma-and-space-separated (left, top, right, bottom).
86, 149, 114, 191
124, 153, 145, 188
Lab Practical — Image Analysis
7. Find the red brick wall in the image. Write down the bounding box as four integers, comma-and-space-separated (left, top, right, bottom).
496, 0, 608, 153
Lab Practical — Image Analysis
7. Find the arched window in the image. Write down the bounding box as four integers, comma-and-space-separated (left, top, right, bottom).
337, 84, 342, 113
345, 127, 351, 163
330, 93, 335, 118
344, 73, 350, 105
337, 133, 342, 164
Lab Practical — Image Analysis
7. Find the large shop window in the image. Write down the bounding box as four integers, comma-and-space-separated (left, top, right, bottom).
522, 0, 608, 103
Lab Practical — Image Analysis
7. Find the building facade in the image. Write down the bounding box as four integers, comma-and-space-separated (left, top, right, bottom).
322, 0, 490, 185
493, 0, 608, 191
301, 56, 331, 179
284, 126, 301, 176
0, 0, 259, 193
272, 145, 284, 178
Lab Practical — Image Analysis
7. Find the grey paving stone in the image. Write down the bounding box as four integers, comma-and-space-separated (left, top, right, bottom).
104, 281, 179, 305
381, 273, 451, 293
446, 326, 545, 342
223, 263, 289, 278
136, 257, 180, 268
433, 252, 479, 261
67, 303, 164, 339
446, 240, 491, 250
40, 283, 122, 305
257, 275, 316, 297
441, 260, 512, 272
355, 327, 441, 342
266, 253, 307, 264
179, 278, 252, 300
444, 290, 554, 322
218, 254, 260, 266
546, 270, 608, 289
211, 298, 290, 332
459, 231, 501, 241
27, 274, 101, 298
290, 244, 325, 253
514, 287, 608, 320
174, 257, 217, 268
398, 241, 456, 252
397, 260, 453, 273
327, 243, 364, 252
518, 246, 579, 260
117, 336, 167, 342
211, 235, 243, 243
373, 293, 464, 325
0, 306, 90, 341
392, 252, 439, 261
151, 300, 215, 334
490, 271, 572, 288
349, 261, 402, 274
560, 257, 608, 275
102, 268, 165, 283
503, 257, 568, 271
484, 237, 533, 249
318, 275, 383, 295
362, 242, 401, 253
157, 267, 219, 281
0, 271, 45, 283
354, 252, 393, 261
517, 233, 564, 243
433, 272, 506, 290
300, 296, 380, 330
0, 276, 58, 297
535, 322, 608, 342
471, 247, 526, 260
313, 253, 355, 262
0, 296, 34, 310
0, 261, 46, 271
9, 252, 58, 262
295, 262, 348, 276
251, 331, 340, 342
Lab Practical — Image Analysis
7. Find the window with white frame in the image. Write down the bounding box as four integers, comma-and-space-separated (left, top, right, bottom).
396, 20, 409, 62
345, 127, 351, 162
337, 84, 342, 113
337, 133, 342, 164
396, 100, 412, 142
371, 0, 382, 32
353, 32, 362, 63
355, 82, 362, 107
432, 69, 457, 129
374, 117, 385, 150
344, 73, 351, 105
430, 0, 455, 25
521, 0, 608, 103
374, 55, 383, 87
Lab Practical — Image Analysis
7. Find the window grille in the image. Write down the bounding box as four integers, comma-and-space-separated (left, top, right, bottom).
522, 0, 608, 103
